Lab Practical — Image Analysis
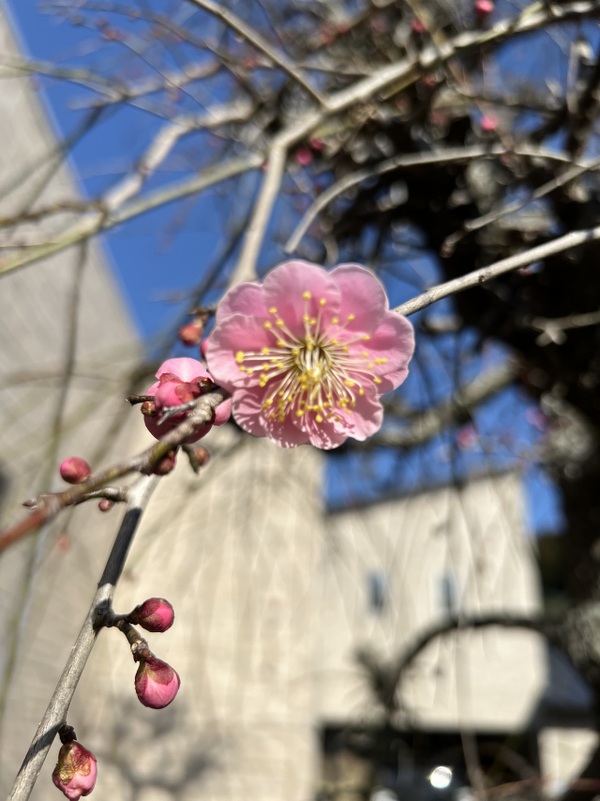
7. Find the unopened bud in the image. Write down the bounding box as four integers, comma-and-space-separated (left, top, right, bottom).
52, 741, 97, 800
141, 400, 157, 417
135, 654, 180, 709
192, 446, 211, 467
59, 457, 91, 484
128, 597, 174, 632
474, 0, 494, 19
144, 449, 177, 476
98, 499, 114, 513
178, 319, 203, 346
479, 114, 498, 133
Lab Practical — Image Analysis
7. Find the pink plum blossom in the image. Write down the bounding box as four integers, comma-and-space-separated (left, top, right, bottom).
129, 597, 175, 633
144, 357, 231, 444
205, 260, 415, 449
52, 741, 97, 800
59, 457, 91, 484
135, 655, 180, 709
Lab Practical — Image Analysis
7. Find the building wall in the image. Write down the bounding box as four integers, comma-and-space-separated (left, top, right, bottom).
0, 4, 143, 794
317, 473, 546, 731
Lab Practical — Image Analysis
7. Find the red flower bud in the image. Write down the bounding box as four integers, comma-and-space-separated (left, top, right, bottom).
128, 598, 174, 632
59, 457, 91, 484
474, 0, 494, 19
98, 499, 114, 512
135, 655, 180, 709
178, 320, 204, 347
143, 450, 178, 476
52, 741, 97, 800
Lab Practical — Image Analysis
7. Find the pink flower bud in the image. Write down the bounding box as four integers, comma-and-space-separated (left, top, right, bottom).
191, 446, 211, 467
128, 598, 175, 632
144, 358, 230, 444
135, 655, 180, 709
59, 457, 91, 485
474, 0, 494, 19
143, 449, 178, 476
52, 741, 97, 800
294, 146, 313, 167
98, 499, 114, 513
479, 114, 498, 133
178, 320, 203, 347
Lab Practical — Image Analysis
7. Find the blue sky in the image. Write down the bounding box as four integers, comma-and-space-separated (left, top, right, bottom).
7, 0, 564, 534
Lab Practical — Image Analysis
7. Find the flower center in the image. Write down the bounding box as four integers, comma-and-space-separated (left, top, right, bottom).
235, 292, 386, 426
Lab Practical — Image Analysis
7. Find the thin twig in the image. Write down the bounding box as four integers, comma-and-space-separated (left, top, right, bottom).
186, 0, 326, 105
285, 145, 593, 254
393, 224, 600, 318
0, 389, 226, 553
8, 475, 159, 801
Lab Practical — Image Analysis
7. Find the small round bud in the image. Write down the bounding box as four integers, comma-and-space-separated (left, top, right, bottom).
178, 320, 204, 347
52, 741, 97, 800
59, 457, 91, 485
474, 0, 494, 19
294, 146, 313, 167
135, 655, 180, 709
128, 597, 175, 632
479, 114, 498, 133
191, 446, 211, 467
143, 450, 177, 476
141, 400, 157, 417
98, 499, 114, 513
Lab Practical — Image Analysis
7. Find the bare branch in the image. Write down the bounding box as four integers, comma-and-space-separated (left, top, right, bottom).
185, 0, 327, 105
8, 475, 159, 801
394, 224, 600, 318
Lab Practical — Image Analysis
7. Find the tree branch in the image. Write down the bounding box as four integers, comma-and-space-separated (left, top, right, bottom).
8, 474, 159, 801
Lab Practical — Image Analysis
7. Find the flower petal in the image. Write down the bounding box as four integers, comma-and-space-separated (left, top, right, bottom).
232, 391, 311, 447
331, 390, 384, 441
206, 314, 274, 391
361, 313, 415, 393
156, 357, 211, 382
215, 281, 268, 323
332, 263, 389, 334
263, 260, 341, 339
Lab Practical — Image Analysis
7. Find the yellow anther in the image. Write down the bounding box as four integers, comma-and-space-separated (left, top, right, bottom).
359, 388, 365, 396
332, 316, 339, 324
302, 291, 311, 300
264, 321, 272, 329
345, 380, 355, 387
342, 345, 349, 352
276, 340, 286, 347
259, 375, 268, 387
319, 298, 326, 306
363, 334, 371, 341
276, 319, 284, 327
347, 313, 355, 321
247, 369, 254, 375
261, 347, 270, 355
331, 339, 339, 345
236, 351, 245, 364
296, 409, 305, 417
375, 358, 388, 364
316, 414, 323, 423
373, 377, 382, 384
269, 307, 277, 314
